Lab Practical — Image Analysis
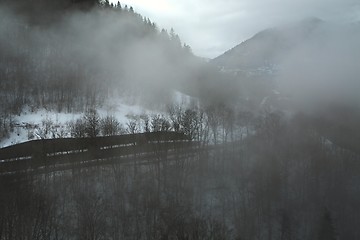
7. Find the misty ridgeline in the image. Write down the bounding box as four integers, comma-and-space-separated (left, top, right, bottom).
1, 1, 360, 240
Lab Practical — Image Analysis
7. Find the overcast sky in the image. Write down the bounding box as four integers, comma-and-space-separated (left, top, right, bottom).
110, 0, 360, 58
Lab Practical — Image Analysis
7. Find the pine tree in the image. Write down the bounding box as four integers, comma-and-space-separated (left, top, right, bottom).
116, 1, 121, 9
170, 28, 181, 47
183, 43, 192, 54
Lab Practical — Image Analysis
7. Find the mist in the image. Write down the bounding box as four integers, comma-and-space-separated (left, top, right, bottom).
0, 2, 206, 111
1, 2, 360, 240
277, 21, 360, 112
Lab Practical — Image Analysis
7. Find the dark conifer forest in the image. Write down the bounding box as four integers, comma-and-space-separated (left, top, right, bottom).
1, 1, 360, 239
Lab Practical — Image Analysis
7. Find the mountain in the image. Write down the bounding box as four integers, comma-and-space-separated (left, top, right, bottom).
211, 18, 360, 154
0, 2, 198, 111
211, 18, 360, 112
0, 1, 240, 142
211, 17, 324, 76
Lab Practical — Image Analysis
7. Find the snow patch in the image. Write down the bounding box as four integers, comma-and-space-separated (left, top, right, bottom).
172, 90, 198, 107
0, 99, 153, 148
0, 92, 199, 148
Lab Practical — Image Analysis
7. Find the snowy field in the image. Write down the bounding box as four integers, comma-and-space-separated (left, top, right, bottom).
0, 91, 195, 148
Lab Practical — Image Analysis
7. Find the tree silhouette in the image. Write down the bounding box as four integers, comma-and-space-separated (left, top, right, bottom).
83, 108, 101, 138
116, 1, 121, 9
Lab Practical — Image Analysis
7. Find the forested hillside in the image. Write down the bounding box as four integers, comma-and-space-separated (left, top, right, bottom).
212, 18, 360, 113
1, 1, 360, 239
0, 0, 222, 141
0, 0, 193, 110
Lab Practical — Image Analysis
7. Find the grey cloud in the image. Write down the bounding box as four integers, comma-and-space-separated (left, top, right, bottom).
117, 0, 360, 58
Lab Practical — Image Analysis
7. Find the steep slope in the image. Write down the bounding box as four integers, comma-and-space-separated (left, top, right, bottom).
212, 17, 324, 75
0, 2, 201, 142
212, 18, 360, 154
0, 2, 199, 112
211, 18, 360, 110
0, 2, 239, 143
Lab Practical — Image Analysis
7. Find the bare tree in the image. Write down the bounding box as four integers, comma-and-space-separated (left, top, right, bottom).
83, 108, 101, 138
167, 103, 183, 132
140, 113, 150, 132
101, 115, 120, 136
205, 105, 221, 145
69, 118, 87, 138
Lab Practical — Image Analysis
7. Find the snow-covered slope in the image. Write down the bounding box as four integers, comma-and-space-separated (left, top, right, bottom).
0, 91, 197, 148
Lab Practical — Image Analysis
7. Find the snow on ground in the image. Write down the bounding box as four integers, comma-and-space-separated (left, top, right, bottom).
17, 106, 83, 125
172, 90, 197, 106
0, 99, 152, 148
0, 91, 197, 148
1, 131, 28, 148
99, 97, 155, 122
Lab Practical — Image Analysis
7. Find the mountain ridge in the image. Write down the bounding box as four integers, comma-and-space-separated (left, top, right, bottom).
211, 17, 325, 73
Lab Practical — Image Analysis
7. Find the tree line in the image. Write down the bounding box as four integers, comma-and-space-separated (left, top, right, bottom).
1, 105, 360, 239
0, 1, 196, 142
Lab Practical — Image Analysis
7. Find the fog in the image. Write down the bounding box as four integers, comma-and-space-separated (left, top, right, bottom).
1, 2, 360, 240
0, 2, 205, 109
115, 0, 360, 57
276, 20, 360, 112
2, 1, 359, 113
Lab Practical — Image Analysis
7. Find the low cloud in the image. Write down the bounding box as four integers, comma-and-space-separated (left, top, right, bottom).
116, 0, 360, 58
